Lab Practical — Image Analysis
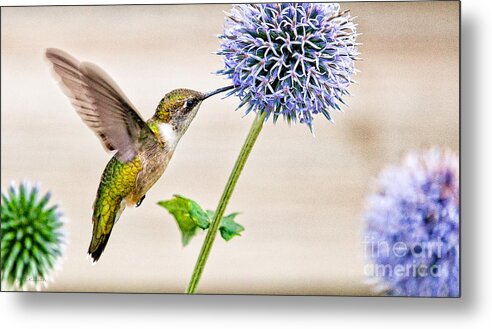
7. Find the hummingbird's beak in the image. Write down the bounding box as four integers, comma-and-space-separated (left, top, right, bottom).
202, 85, 235, 100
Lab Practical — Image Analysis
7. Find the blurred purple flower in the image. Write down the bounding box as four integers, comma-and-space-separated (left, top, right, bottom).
363, 148, 459, 297
217, 3, 359, 132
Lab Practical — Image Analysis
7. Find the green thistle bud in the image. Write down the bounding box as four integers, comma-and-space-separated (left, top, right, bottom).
1, 182, 65, 290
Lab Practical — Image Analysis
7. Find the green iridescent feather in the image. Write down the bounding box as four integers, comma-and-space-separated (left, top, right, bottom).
88, 156, 142, 261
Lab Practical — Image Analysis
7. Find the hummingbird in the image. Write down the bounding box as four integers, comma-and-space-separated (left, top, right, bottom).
45, 48, 233, 262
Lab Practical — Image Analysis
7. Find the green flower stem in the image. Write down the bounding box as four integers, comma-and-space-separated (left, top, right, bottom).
186, 111, 266, 294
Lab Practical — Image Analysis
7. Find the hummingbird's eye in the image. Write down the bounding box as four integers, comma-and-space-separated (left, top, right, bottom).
185, 99, 196, 108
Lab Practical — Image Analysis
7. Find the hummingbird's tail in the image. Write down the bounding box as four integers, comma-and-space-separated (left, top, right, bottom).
88, 230, 113, 262
88, 195, 126, 262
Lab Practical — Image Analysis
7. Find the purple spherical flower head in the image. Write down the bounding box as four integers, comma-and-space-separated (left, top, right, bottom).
217, 3, 359, 132
363, 148, 459, 297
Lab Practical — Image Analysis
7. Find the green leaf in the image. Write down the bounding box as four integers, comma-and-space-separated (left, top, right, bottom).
219, 212, 244, 241
159, 195, 245, 246
158, 195, 210, 246
188, 201, 210, 230
206, 210, 244, 241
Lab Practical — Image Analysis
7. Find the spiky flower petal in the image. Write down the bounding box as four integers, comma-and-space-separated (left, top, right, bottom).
1, 182, 65, 290
217, 3, 359, 131
363, 149, 459, 297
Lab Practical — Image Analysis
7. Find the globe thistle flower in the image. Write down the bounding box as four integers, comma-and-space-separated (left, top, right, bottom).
363, 149, 459, 297
187, 3, 360, 293
1, 182, 65, 290
217, 3, 359, 132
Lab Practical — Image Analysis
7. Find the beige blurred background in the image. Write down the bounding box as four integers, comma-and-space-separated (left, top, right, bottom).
1, 2, 459, 295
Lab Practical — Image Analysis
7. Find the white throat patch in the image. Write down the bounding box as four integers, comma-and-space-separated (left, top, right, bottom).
158, 123, 178, 149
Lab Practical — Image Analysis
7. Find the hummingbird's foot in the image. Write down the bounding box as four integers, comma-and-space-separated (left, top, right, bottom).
136, 195, 146, 207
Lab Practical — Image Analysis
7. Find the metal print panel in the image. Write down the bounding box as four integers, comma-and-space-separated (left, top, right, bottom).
0, 1, 460, 296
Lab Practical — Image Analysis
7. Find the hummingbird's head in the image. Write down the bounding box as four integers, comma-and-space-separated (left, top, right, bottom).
152, 86, 234, 140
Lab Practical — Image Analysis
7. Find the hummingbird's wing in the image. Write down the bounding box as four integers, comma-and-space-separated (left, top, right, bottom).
45, 48, 157, 163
